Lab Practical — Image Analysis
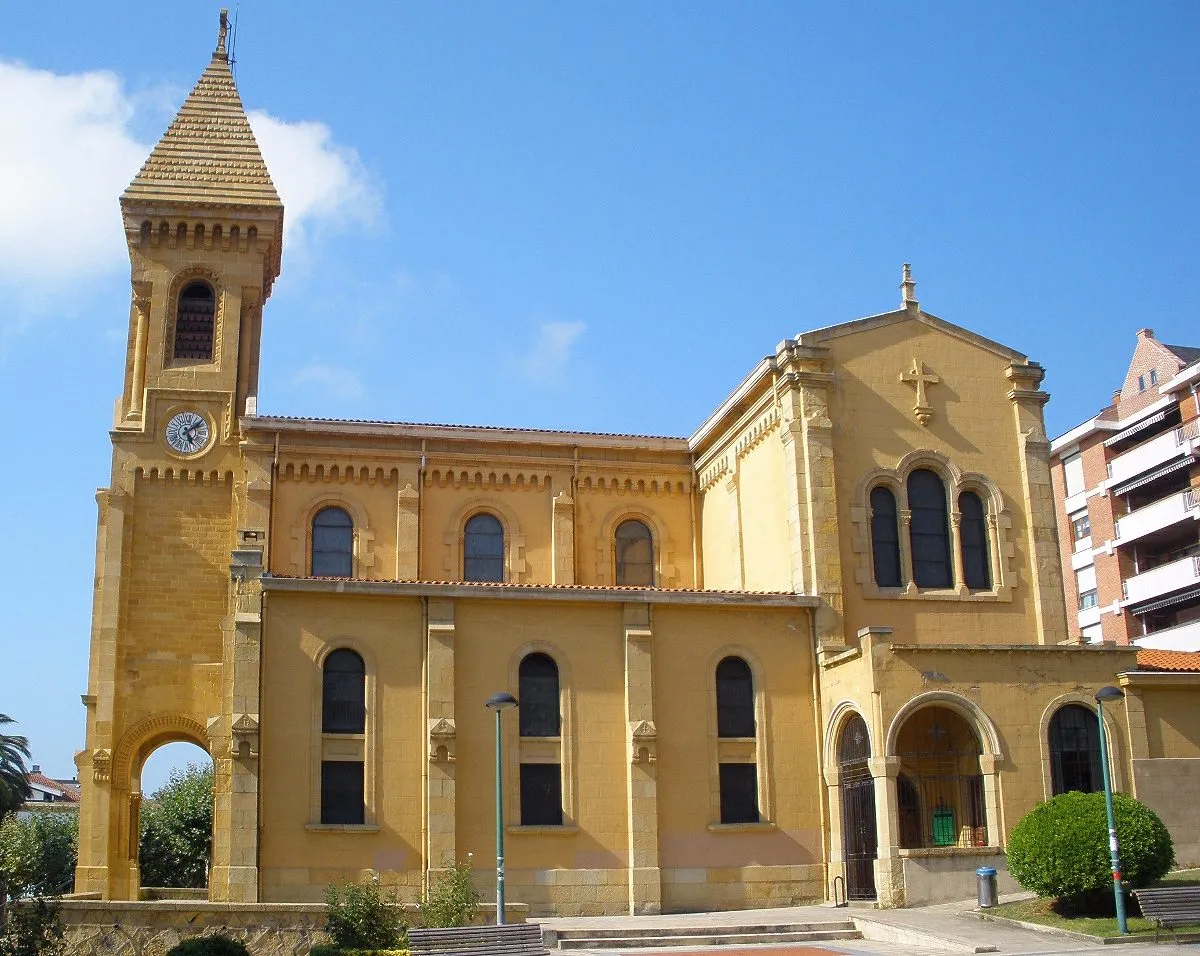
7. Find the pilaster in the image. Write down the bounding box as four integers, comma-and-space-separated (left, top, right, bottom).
552, 491, 575, 585
1006, 362, 1068, 644
623, 604, 660, 915
869, 756, 903, 908
426, 599, 457, 882
397, 484, 420, 579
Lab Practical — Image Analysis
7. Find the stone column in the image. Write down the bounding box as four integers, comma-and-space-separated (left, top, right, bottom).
623, 604, 661, 915
897, 510, 915, 592
125, 284, 151, 421
426, 599, 457, 884
397, 484, 420, 579
552, 491, 575, 585
1007, 362, 1069, 644
978, 754, 1002, 849
950, 512, 967, 593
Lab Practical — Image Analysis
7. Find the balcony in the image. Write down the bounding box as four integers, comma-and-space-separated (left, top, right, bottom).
1122, 554, 1200, 607
1107, 422, 1199, 489
1114, 489, 1199, 545
1134, 617, 1200, 652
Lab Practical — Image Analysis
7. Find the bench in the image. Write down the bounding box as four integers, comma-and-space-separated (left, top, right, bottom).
1132, 886, 1200, 943
407, 922, 549, 955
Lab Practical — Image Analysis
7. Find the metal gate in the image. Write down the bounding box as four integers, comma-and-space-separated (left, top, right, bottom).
839, 714, 877, 901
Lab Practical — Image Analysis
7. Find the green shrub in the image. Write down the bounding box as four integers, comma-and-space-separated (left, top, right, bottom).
1007, 791, 1174, 901
418, 857, 480, 928
0, 897, 65, 956
164, 937, 249, 956
309, 950, 408, 956
324, 878, 407, 951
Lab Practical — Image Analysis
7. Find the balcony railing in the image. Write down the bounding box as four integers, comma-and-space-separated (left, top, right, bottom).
1134, 616, 1200, 652
1107, 422, 1199, 488
1122, 553, 1200, 606
1114, 488, 1199, 544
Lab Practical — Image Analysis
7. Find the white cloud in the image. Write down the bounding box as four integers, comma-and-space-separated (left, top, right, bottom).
289, 362, 365, 401
0, 60, 380, 314
514, 320, 587, 386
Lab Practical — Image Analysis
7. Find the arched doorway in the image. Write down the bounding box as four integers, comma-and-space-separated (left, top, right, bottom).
135, 740, 214, 898
838, 713, 877, 900
894, 706, 986, 848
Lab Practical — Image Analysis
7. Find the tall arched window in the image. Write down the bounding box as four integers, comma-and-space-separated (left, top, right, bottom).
312, 507, 353, 577
959, 491, 991, 590
1049, 704, 1103, 795
518, 652, 563, 825
519, 653, 560, 737
464, 513, 504, 582
908, 469, 953, 588
716, 656, 755, 738
174, 282, 215, 361
322, 649, 365, 733
870, 487, 903, 588
615, 519, 654, 586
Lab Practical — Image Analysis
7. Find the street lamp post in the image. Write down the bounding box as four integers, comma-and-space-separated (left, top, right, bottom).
1095, 685, 1128, 936
485, 692, 518, 925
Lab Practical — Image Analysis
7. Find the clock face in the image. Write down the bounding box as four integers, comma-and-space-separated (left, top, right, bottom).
165, 410, 211, 456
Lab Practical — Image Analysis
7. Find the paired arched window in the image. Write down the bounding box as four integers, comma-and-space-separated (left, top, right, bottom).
1049, 704, 1103, 795
519, 653, 560, 737
908, 469, 953, 588
715, 655, 758, 823
959, 492, 991, 590
870, 487, 902, 588
321, 649, 365, 825
311, 507, 353, 577
518, 652, 563, 825
174, 281, 215, 361
615, 519, 654, 586
464, 513, 504, 583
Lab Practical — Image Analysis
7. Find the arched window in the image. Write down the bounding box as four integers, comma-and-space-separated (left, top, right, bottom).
615, 519, 655, 586
959, 492, 991, 590
1049, 704, 1103, 795
519, 653, 560, 737
322, 649, 365, 734
716, 656, 755, 738
908, 469, 953, 588
174, 281, 215, 361
894, 706, 986, 848
870, 487, 902, 588
464, 513, 504, 582
311, 507, 353, 577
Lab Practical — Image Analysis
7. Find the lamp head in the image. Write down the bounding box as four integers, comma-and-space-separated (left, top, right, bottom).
1095, 685, 1124, 703
485, 692, 519, 712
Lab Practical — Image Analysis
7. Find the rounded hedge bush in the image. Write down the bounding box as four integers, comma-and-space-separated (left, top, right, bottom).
1007, 791, 1174, 899
165, 935, 251, 956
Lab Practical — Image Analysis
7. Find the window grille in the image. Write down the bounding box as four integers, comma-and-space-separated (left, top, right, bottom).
174, 282, 215, 361
615, 520, 654, 586
322, 649, 365, 734
519, 653, 560, 737
312, 507, 353, 577
1049, 704, 1103, 795
464, 513, 504, 582
894, 707, 987, 849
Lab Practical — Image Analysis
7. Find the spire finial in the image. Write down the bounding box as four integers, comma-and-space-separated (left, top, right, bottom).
901, 262, 918, 310
215, 9, 229, 60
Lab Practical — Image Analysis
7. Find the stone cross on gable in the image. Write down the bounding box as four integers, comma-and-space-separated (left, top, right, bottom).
900, 358, 939, 426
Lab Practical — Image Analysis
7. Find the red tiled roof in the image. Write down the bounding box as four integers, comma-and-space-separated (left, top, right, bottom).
267, 574, 795, 597
1136, 649, 1200, 672
25, 772, 81, 802
247, 414, 687, 443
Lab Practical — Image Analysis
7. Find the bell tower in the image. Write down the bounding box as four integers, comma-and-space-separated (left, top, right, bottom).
75, 11, 282, 903
116, 7, 282, 439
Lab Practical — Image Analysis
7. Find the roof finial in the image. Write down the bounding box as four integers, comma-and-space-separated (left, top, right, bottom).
215, 9, 230, 60
901, 262, 918, 311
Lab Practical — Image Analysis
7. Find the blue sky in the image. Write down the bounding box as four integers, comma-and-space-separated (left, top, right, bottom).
1, 2, 1198, 790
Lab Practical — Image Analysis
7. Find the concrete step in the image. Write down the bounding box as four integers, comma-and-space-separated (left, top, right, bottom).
551, 921, 862, 950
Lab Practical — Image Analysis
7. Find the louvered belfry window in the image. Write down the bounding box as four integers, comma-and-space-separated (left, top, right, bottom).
174, 282, 215, 360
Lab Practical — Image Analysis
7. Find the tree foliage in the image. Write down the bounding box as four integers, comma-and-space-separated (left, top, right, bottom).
0, 897, 65, 956
0, 717, 31, 821
138, 764, 213, 889
0, 813, 77, 899
1007, 791, 1175, 900
324, 878, 407, 951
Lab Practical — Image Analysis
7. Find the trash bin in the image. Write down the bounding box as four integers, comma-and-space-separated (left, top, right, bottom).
976, 866, 998, 908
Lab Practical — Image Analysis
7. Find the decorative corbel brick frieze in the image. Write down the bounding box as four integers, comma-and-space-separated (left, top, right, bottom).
429, 717, 456, 763
630, 720, 657, 764
91, 749, 112, 783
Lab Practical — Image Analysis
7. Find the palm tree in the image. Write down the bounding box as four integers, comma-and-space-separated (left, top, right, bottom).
0, 713, 31, 820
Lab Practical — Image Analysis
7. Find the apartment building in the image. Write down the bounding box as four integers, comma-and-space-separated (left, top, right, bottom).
1051, 329, 1200, 649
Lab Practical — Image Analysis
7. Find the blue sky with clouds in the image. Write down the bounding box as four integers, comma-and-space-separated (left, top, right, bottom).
2, 2, 1198, 789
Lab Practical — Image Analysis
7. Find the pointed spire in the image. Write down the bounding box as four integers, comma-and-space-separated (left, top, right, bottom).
900, 263, 918, 311
121, 11, 281, 210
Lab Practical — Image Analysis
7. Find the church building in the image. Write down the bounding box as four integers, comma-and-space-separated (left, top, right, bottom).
74, 16, 1200, 915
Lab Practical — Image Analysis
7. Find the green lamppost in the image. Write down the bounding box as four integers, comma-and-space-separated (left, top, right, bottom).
1095, 685, 1128, 936
485, 692, 518, 924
